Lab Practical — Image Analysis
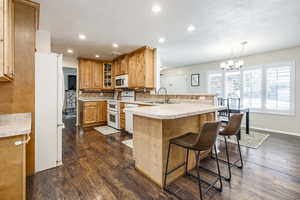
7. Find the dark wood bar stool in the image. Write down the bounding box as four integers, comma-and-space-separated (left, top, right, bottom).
163, 121, 222, 200
200, 114, 244, 182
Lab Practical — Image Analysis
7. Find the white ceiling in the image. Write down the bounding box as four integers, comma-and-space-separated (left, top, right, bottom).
35, 0, 300, 67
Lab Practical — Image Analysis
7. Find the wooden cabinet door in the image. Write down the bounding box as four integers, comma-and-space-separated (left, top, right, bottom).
120, 56, 128, 75
79, 60, 93, 89
114, 59, 121, 76
0, 135, 26, 200
97, 101, 107, 123
0, 0, 4, 79
0, 0, 14, 81
92, 61, 103, 89
135, 51, 145, 88
128, 53, 137, 88
83, 102, 97, 124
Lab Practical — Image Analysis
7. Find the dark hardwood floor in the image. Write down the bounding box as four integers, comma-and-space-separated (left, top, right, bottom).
27, 119, 300, 200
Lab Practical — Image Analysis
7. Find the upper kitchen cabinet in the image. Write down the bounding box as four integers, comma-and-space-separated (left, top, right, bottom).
79, 59, 105, 90
0, 0, 14, 82
128, 47, 155, 89
120, 55, 128, 75
103, 63, 114, 89
92, 61, 103, 89
114, 55, 128, 76
79, 59, 93, 89
113, 58, 121, 76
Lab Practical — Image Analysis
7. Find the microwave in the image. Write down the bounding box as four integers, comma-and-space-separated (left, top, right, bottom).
115, 75, 128, 88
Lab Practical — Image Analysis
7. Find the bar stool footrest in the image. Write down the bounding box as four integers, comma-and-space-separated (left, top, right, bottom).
165, 162, 186, 176
211, 155, 243, 169
186, 171, 222, 193
198, 165, 231, 182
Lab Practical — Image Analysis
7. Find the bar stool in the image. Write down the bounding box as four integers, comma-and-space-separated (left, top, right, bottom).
163, 121, 222, 200
201, 114, 244, 182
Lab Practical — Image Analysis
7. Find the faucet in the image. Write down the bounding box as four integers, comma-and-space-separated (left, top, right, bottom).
157, 87, 168, 103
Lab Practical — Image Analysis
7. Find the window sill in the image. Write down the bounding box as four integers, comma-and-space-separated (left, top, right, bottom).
250, 110, 295, 117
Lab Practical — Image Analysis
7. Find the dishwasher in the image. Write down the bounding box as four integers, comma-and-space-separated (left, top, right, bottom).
125, 104, 139, 134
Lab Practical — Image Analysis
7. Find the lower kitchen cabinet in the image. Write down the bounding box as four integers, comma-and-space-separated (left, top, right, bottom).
80, 101, 107, 127
0, 135, 26, 200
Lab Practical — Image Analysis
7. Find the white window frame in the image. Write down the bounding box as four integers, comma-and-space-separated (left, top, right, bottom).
207, 70, 225, 97
206, 61, 296, 115
262, 61, 296, 115
241, 65, 263, 111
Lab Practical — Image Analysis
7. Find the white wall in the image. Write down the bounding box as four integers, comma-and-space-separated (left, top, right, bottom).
161, 46, 300, 135
36, 30, 51, 53
63, 56, 78, 68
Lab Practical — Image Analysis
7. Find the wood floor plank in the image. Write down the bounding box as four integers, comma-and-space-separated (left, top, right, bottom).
27, 119, 300, 200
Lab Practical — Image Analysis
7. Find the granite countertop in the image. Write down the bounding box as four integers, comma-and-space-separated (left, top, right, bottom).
124, 103, 226, 120
119, 100, 154, 105
78, 97, 113, 102
0, 113, 32, 138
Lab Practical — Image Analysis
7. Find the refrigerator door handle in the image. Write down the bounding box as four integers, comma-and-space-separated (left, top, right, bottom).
57, 123, 65, 128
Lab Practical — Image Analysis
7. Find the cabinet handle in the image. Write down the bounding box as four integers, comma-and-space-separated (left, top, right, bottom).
15, 135, 31, 146
10, 72, 15, 77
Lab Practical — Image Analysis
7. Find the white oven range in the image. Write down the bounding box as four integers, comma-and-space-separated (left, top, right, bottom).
107, 100, 120, 129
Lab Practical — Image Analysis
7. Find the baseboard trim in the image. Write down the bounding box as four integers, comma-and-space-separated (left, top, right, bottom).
242, 126, 300, 137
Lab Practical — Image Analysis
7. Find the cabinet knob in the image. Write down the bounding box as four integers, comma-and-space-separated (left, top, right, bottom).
10, 72, 15, 77
0, 39, 3, 42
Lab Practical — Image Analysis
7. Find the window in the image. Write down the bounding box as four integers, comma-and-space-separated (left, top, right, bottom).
265, 66, 292, 113
207, 61, 295, 115
207, 72, 223, 96
225, 71, 240, 98
242, 69, 262, 109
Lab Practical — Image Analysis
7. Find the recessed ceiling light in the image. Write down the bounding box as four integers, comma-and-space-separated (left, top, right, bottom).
158, 38, 165, 43
112, 43, 119, 48
78, 34, 86, 40
67, 49, 73, 54
152, 4, 161, 13
187, 25, 196, 32
95, 54, 100, 58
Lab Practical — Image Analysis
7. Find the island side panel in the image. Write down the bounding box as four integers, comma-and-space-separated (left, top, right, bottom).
133, 112, 216, 187
162, 115, 200, 185
133, 115, 164, 185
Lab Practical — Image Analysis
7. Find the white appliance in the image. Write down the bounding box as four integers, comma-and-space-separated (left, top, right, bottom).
125, 104, 139, 134
35, 52, 64, 173
115, 75, 128, 88
107, 100, 120, 129
121, 90, 135, 101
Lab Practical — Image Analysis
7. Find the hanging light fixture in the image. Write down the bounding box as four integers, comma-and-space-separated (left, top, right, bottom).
220, 41, 247, 70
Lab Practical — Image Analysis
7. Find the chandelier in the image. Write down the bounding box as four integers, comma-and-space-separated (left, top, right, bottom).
220, 41, 247, 70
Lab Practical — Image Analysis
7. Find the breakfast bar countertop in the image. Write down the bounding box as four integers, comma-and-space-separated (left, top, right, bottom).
78, 97, 113, 102
125, 103, 226, 120
0, 113, 32, 138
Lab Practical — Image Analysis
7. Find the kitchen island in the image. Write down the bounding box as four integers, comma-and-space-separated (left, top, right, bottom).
125, 103, 225, 187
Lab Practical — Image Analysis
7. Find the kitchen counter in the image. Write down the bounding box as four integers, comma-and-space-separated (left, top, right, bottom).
128, 104, 222, 187
120, 100, 154, 106
0, 113, 32, 138
78, 97, 113, 102
125, 103, 225, 119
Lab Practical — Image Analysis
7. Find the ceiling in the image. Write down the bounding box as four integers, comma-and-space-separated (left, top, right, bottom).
35, 0, 300, 67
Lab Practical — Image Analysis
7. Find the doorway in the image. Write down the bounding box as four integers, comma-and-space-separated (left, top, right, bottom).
63, 67, 77, 119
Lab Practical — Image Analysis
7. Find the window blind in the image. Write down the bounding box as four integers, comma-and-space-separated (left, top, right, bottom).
208, 72, 223, 97
266, 66, 291, 112
243, 69, 262, 109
